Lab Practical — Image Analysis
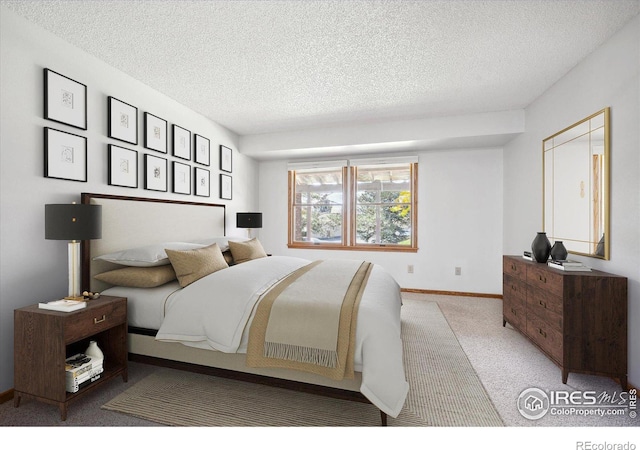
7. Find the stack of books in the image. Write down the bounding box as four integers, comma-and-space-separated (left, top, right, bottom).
65, 353, 104, 393
522, 251, 533, 261
547, 259, 592, 271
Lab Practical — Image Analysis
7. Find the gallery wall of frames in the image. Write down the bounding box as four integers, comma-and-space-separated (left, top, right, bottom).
42, 68, 234, 200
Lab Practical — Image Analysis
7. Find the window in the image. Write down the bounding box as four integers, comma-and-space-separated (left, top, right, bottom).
288, 158, 417, 251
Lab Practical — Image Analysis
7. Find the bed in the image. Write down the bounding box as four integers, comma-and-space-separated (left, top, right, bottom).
80, 193, 408, 425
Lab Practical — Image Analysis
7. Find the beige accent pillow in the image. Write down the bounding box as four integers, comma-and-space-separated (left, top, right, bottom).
94, 265, 177, 288
166, 243, 229, 287
228, 238, 267, 264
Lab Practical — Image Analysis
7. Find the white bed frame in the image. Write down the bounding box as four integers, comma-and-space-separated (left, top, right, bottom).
80, 193, 381, 423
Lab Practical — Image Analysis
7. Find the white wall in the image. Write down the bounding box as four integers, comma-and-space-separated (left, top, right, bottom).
503, 16, 640, 387
258, 146, 504, 294
0, 7, 259, 392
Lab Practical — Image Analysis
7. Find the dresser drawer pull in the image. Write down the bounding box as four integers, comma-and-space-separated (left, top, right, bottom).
511, 308, 517, 315
538, 328, 547, 338
538, 275, 547, 283
94, 315, 106, 324
511, 264, 517, 271
539, 300, 547, 308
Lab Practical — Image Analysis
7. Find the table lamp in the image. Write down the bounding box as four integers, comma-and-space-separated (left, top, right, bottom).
236, 212, 262, 239
45, 202, 102, 300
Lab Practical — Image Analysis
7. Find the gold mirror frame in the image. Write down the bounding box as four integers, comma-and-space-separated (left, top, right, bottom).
542, 108, 610, 260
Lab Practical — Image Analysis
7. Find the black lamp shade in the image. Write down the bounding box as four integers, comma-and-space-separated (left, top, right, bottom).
45, 204, 102, 240
237, 212, 262, 229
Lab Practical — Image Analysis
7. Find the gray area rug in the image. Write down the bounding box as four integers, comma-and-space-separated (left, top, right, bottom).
102, 299, 504, 426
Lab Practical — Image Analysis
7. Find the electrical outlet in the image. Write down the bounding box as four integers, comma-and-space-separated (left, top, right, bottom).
455, 267, 462, 276
407, 265, 414, 274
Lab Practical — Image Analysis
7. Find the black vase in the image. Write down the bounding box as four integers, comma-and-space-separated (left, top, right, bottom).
531, 232, 551, 263
550, 241, 568, 261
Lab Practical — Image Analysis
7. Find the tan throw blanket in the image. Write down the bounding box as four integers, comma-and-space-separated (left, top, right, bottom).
246, 259, 372, 380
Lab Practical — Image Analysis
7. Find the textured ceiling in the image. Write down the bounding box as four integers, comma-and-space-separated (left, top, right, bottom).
3, 0, 639, 137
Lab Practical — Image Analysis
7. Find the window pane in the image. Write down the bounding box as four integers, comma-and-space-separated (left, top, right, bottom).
355, 205, 412, 245
355, 163, 413, 246
292, 168, 343, 244
356, 165, 411, 204
295, 170, 343, 205
293, 205, 343, 243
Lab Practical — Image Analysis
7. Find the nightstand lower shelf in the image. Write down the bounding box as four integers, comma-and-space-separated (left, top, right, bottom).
14, 366, 127, 421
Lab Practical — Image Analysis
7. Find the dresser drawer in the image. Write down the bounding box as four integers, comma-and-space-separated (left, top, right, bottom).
526, 314, 563, 363
527, 265, 563, 297
503, 276, 526, 330
64, 299, 127, 344
527, 287, 563, 331
503, 256, 527, 282
504, 274, 526, 302
504, 295, 526, 331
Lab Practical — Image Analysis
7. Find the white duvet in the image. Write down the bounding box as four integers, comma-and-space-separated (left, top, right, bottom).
155, 255, 409, 417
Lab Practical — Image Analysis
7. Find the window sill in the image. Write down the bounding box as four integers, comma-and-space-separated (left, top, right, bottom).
287, 243, 418, 253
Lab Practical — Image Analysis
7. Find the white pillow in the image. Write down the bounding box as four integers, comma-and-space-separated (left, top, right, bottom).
93, 242, 206, 267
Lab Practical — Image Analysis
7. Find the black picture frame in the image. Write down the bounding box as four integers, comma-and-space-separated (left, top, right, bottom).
44, 127, 87, 182
108, 145, 138, 188
220, 174, 232, 200
220, 145, 232, 173
144, 112, 168, 153
194, 167, 210, 197
44, 69, 87, 130
143, 154, 168, 192
194, 134, 210, 166
108, 96, 138, 145
172, 124, 191, 160
172, 161, 191, 195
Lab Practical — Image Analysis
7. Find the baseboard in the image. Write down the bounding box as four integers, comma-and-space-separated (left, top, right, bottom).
0, 388, 14, 405
401, 288, 502, 299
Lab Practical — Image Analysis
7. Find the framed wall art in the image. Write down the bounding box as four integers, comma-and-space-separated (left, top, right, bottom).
172, 124, 191, 160
144, 112, 167, 153
172, 161, 191, 195
220, 145, 232, 173
144, 154, 167, 192
44, 127, 87, 182
194, 167, 210, 197
108, 145, 138, 188
220, 174, 232, 200
108, 96, 138, 144
44, 69, 87, 130
194, 134, 210, 166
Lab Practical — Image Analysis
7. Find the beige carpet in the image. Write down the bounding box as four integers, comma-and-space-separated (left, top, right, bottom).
102, 299, 504, 426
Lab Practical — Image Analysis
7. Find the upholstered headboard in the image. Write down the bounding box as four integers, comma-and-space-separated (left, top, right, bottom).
81, 193, 226, 292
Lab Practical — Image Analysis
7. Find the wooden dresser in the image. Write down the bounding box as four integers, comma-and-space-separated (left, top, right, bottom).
503, 255, 627, 388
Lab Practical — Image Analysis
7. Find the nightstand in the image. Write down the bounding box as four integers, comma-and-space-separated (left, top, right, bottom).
13, 295, 128, 420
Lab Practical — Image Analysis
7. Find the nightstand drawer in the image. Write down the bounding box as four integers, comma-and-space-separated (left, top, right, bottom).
64, 298, 126, 344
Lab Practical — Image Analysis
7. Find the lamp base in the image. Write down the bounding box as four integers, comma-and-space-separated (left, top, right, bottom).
64, 295, 87, 301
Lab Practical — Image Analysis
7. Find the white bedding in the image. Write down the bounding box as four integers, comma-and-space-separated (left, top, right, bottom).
154, 256, 409, 417
102, 282, 180, 330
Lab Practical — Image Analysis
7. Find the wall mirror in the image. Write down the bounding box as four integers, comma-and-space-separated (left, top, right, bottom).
543, 108, 610, 260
